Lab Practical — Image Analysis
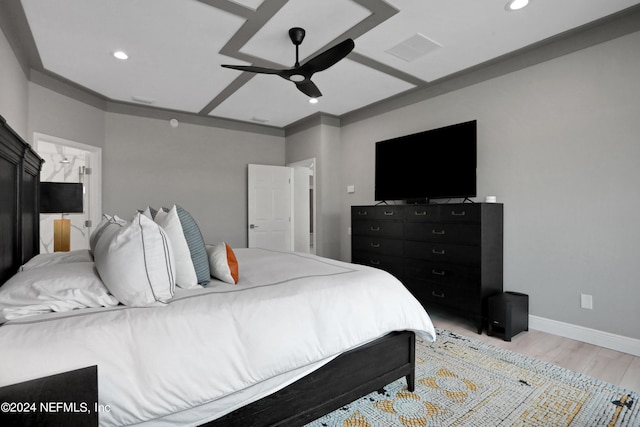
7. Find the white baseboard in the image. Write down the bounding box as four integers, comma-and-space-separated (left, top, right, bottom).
529, 315, 640, 357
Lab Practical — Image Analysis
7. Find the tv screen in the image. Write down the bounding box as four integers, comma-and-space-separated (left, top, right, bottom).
40, 182, 84, 213
375, 120, 477, 202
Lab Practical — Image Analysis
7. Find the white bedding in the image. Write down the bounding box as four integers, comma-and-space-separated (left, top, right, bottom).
0, 249, 436, 426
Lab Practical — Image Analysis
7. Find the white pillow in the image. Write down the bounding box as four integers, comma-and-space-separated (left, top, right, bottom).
0, 262, 119, 324
140, 206, 158, 220
90, 214, 126, 253
155, 206, 199, 289
20, 250, 93, 271
94, 213, 175, 307
90, 214, 110, 253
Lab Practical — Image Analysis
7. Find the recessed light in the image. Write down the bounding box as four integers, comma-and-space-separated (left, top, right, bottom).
309, 98, 319, 104
505, 0, 529, 11
113, 50, 128, 60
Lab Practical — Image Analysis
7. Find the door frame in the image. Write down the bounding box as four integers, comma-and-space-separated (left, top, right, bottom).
287, 158, 316, 254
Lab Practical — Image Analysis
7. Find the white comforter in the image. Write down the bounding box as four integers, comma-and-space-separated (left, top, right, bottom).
0, 249, 436, 426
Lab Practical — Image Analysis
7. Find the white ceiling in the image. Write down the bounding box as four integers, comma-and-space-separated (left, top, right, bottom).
13, 0, 640, 128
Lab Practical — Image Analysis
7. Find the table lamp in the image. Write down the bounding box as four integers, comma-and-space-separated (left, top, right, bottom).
40, 182, 84, 252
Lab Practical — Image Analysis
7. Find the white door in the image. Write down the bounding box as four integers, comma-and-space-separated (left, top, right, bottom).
248, 164, 292, 251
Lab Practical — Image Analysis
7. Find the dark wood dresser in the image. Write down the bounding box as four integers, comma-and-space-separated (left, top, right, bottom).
351, 203, 503, 333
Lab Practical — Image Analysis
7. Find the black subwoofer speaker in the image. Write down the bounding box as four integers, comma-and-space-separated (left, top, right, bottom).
487, 292, 529, 341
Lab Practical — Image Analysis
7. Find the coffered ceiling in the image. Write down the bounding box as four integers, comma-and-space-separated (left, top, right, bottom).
4, 0, 640, 129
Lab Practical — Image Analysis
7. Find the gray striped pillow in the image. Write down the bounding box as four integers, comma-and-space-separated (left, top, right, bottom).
175, 205, 210, 285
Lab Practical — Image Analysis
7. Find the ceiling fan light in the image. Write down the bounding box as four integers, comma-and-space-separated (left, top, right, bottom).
309, 98, 318, 104
289, 74, 305, 82
505, 0, 529, 11
113, 50, 128, 60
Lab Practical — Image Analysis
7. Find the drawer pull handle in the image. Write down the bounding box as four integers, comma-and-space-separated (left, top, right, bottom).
432, 249, 446, 255
431, 269, 446, 276
370, 242, 381, 248
432, 291, 445, 298
432, 229, 445, 235
414, 211, 427, 216
370, 260, 380, 265
383, 211, 396, 216
370, 226, 381, 231
357, 211, 368, 216
451, 211, 466, 216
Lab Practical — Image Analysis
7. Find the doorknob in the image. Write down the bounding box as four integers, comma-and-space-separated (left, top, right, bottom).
250, 224, 259, 229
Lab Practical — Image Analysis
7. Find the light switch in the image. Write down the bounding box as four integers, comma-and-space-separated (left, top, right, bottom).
347, 185, 355, 193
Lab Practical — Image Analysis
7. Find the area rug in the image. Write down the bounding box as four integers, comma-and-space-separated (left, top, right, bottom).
306, 329, 638, 426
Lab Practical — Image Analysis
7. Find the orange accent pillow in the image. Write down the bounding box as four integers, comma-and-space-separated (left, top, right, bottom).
225, 243, 239, 284
206, 243, 239, 284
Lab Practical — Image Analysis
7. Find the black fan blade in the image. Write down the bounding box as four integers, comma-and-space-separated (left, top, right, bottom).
295, 79, 322, 98
300, 39, 354, 75
221, 64, 282, 75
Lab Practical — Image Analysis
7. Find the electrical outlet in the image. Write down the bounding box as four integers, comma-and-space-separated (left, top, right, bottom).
580, 294, 593, 309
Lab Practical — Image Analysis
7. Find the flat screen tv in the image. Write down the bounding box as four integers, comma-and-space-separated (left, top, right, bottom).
375, 120, 477, 202
40, 182, 84, 213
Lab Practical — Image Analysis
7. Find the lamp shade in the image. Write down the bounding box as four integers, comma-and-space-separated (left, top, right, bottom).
40, 182, 84, 214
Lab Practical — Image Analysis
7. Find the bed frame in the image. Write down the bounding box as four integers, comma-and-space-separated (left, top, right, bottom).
0, 115, 42, 285
0, 114, 417, 426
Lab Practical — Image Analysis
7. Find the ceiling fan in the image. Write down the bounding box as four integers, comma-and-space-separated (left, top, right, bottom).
221, 27, 355, 98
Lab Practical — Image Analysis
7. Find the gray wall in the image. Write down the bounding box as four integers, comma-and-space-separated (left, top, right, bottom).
338, 30, 640, 340
27, 83, 106, 149
0, 28, 28, 138
104, 112, 285, 247
20, 81, 285, 249
286, 121, 343, 259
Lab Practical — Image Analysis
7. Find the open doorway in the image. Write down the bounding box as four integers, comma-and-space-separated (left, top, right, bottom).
34, 133, 102, 253
288, 158, 316, 254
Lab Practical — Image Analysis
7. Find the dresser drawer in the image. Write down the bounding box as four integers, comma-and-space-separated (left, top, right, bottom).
353, 236, 403, 255
352, 206, 375, 219
404, 222, 480, 244
404, 279, 480, 313
351, 205, 403, 220
404, 259, 479, 289
440, 204, 481, 223
403, 205, 439, 221
352, 220, 403, 238
352, 253, 403, 279
404, 241, 480, 266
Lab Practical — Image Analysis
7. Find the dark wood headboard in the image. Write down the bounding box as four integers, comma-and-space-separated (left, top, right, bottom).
0, 115, 43, 286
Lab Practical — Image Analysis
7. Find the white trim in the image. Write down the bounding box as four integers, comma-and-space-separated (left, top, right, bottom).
529, 315, 640, 357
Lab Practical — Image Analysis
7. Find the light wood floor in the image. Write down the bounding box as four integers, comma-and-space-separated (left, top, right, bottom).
426, 306, 640, 393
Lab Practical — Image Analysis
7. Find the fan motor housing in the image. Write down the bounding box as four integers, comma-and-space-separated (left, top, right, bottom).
289, 27, 305, 45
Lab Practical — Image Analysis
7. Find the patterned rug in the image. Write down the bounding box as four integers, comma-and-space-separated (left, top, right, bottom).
306, 329, 639, 426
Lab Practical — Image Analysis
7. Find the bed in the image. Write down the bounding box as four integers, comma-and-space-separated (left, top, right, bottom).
0, 115, 436, 426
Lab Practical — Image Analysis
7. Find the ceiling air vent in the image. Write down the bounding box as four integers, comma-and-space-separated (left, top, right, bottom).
385, 33, 442, 62
131, 95, 155, 104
